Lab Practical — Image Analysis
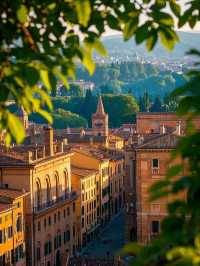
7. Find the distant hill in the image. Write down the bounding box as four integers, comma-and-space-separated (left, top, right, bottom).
102, 31, 200, 61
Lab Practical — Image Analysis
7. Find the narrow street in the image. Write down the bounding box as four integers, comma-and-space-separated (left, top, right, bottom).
82, 210, 125, 259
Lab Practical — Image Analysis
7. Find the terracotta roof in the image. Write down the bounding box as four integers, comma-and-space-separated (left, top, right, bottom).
0, 188, 28, 201
0, 153, 28, 167
71, 146, 109, 161
136, 133, 180, 150
57, 133, 107, 144
71, 146, 123, 161
0, 203, 12, 213
137, 112, 176, 116
71, 166, 98, 177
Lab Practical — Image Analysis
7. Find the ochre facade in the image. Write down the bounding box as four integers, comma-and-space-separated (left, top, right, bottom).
0, 189, 28, 266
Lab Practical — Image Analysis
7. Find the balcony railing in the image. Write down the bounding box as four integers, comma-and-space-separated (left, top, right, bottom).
152, 168, 159, 175
34, 191, 77, 213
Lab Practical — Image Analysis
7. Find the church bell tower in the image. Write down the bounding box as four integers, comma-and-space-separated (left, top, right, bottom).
92, 96, 108, 137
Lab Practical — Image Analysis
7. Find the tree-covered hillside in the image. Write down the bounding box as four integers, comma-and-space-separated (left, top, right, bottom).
76, 62, 187, 99
52, 92, 139, 128
102, 31, 200, 60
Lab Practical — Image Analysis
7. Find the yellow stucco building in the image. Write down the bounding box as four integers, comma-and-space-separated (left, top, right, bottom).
71, 166, 99, 250
0, 188, 28, 266
70, 146, 125, 228
0, 127, 78, 266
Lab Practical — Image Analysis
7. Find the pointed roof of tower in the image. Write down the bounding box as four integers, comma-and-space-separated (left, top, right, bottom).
96, 96, 105, 114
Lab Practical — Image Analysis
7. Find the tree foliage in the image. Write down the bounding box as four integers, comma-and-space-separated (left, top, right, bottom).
51, 93, 139, 128
1, 1, 200, 266
0, 0, 182, 144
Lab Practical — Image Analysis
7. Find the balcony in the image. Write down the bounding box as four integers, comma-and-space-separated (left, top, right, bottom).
34, 191, 77, 214
152, 168, 159, 175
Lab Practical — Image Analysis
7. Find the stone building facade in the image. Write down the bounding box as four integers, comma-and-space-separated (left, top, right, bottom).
0, 127, 77, 266
0, 188, 28, 266
124, 128, 187, 244
71, 167, 99, 250
136, 112, 200, 134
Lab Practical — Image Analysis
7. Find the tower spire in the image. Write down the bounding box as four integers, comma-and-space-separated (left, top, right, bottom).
96, 96, 105, 114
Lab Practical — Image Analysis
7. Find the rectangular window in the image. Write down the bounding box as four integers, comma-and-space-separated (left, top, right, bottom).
82, 218, 84, 228
73, 225, 75, 237
0, 230, 3, 243
54, 237, 57, 250
151, 220, 160, 234
64, 232, 66, 244
152, 159, 159, 168
67, 207, 70, 216
8, 226, 13, 238
44, 218, 46, 229
36, 247, 41, 261
44, 242, 48, 256
38, 221, 41, 232
58, 235, 61, 247
48, 216, 51, 226
66, 230, 70, 241
73, 202, 76, 213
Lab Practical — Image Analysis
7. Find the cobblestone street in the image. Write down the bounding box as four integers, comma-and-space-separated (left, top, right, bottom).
82, 210, 125, 259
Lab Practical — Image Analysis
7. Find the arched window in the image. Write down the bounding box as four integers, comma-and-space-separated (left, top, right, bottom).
64, 170, 70, 194
35, 180, 41, 210
46, 177, 51, 205
55, 173, 59, 199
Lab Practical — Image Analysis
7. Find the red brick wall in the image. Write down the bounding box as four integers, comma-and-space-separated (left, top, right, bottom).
136, 113, 200, 134
136, 149, 186, 244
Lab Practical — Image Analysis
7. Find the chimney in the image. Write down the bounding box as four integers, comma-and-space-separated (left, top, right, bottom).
29, 124, 36, 144
43, 126, 54, 156
174, 121, 181, 136
137, 134, 144, 145
80, 128, 85, 137
90, 137, 94, 146
160, 124, 166, 134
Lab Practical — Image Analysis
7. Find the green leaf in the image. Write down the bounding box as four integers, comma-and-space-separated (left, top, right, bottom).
119, 242, 142, 256
93, 39, 107, 56
178, 9, 192, 28
169, 0, 181, 17
107, 15, 120, 30
135, 23, 150, 44
153, 12, 174, 26
75, 0, 91, 27
37, 109, 53, 124
167, 165, 183, 178
16, 5, 28, 24
158, 27, 178, 50
189, 15, 197, 28
82, 51, 96, 75
40, 70, 51, 91
146, 32, 158, 51
23, 67, 39, 86
7, 112, 25, 143
0, 85, 10, 102
123, 17, 138, 41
